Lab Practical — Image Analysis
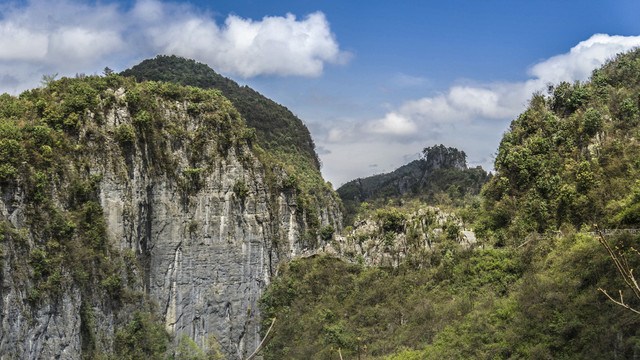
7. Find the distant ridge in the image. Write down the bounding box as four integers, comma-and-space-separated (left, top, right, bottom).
337, 144, 489, 220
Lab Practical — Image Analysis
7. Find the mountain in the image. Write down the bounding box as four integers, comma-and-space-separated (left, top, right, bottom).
5, 46, 640, 359
337, 144, 489, 221
0, 72, 341, 359
120, 55, 320, 172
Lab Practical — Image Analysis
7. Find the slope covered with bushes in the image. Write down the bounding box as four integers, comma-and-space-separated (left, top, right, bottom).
479, 48, 640, 244
121, 56, 327, 191
260, 49, 640, 359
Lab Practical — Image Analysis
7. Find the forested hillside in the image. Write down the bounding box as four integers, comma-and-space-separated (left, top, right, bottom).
121, 56, 324, 187
479, 49, 640, 244
260, 48, 640, 359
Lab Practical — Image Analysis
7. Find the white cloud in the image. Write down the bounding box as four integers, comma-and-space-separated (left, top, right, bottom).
448, 85, 516, 119
0, 0, 348, 94
327, 128, 346, 142
357, 34, 640, 142
154, 11, 349, 77
0, 0, 125, 64
48, 27, 125, 64
365, 112, 418, 135
131, 0, 166, 23
0, 23, 48, 61
529, 34, 640, 84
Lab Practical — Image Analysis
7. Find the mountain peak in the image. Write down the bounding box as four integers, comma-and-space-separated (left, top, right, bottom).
422, 144, 467, 171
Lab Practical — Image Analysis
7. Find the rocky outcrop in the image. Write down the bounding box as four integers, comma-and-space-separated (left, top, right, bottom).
0, 85, 341, 359
326, 207, 476, 268
422, 144, 467, 172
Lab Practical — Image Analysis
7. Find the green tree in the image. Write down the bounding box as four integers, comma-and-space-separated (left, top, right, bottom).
41, 73, 58, 87
113, 311, 169, 360
174, 334, 227, 360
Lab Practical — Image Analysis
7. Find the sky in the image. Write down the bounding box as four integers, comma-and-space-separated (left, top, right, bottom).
2, 1, 640, 186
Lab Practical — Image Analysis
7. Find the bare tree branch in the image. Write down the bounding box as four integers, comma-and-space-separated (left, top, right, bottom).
246, 317, 277, 360
597, 288, 640, 315
595, 224, 640, 314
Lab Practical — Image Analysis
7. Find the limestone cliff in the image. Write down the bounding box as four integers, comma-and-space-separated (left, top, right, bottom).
0, 75, 341, 359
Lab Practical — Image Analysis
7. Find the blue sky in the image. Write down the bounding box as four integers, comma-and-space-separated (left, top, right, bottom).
1, 0, 640, 185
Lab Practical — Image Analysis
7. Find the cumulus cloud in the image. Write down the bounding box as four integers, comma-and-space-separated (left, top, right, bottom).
152, 11, 349, 77
529, 34, 640, 84
353, 34, 640, 143
0, 23, 48, 61
0, 0, 125, 65
48, 28, 125, 64
364, 112, 418, 136
0, 0, 348, 94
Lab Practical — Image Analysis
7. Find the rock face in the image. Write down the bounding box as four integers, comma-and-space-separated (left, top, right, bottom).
0, 274, 83, 359
99, 150, 275, 359
0, 84, 341, 359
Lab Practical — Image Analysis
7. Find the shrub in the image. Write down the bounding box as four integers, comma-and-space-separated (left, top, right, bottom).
582, 108, 603, 137
376, 209, 406, 234
133, 110, 152, 129
114, 311, 169, 359
319, 225, 335, 241
183, 168, 202, 177
282, 174, 298, 190
233, 179, 249, 200
115, 123, 135, 144
29, 248, 50, 278
101, 274, 123, 296
124, 89, 141, 114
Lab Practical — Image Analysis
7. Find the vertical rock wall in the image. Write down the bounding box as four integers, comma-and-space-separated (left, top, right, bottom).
0, 96, 342, 359
99, 151, 289, 358
96, 104, 341, 359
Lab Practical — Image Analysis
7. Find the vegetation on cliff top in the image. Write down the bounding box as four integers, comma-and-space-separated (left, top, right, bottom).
477, 47, 640, 245
120, 55, 328, 189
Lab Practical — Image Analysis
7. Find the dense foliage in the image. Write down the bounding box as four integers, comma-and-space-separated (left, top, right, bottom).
260, 49, 640, 358
479, 49, 640, 244
262, 232, 640, 359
